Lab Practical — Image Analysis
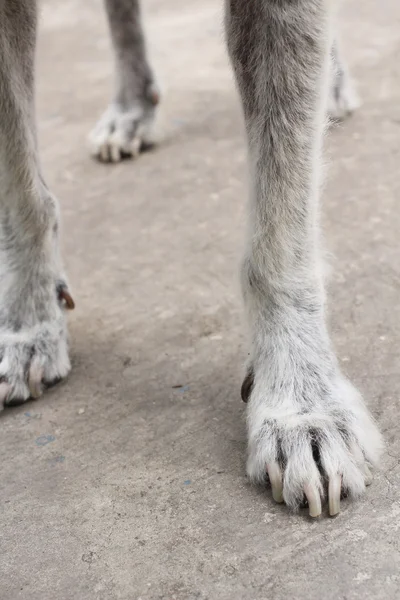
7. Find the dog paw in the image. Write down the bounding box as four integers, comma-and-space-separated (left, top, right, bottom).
0, 282, 74, 408
244, 362, 383, 517
89, 86, 159, 163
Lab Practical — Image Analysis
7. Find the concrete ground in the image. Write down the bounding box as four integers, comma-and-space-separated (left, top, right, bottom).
1, 0, 400, 598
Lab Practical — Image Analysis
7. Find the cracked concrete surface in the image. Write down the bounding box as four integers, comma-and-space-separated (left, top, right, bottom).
1, 1, 400, 598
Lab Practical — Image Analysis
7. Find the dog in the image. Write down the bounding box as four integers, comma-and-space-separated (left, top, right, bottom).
0, 0, 382, 518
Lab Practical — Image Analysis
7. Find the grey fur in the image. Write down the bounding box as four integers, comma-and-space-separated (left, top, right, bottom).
0, 0, 383, 514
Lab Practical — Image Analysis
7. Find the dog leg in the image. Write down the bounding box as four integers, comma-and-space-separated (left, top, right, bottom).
226, 0, 382, 516
0, 0, 73, 407
89, 0, 159, 162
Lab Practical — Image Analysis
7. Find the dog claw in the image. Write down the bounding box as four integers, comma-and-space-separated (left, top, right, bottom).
58, 286, 75, 310
364, 464, 373, 487
267, 462, 284, 503
110, 144, 121, 163
28, 362, 44, 399
241, 369, 254, 403
100, 145, 109, 162
130, 137, 141, 158
304, 483, 322, 518
147, 84, 160, 106
0, 381, 10, 405
328, 474, 342, 516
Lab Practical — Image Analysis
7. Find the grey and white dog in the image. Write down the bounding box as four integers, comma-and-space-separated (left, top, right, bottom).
0, 0, 383, 518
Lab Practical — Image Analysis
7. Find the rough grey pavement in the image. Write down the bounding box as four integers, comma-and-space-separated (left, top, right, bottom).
1, 1, 400, 599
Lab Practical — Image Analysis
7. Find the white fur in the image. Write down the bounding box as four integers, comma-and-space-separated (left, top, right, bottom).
89, 102, 157, 163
